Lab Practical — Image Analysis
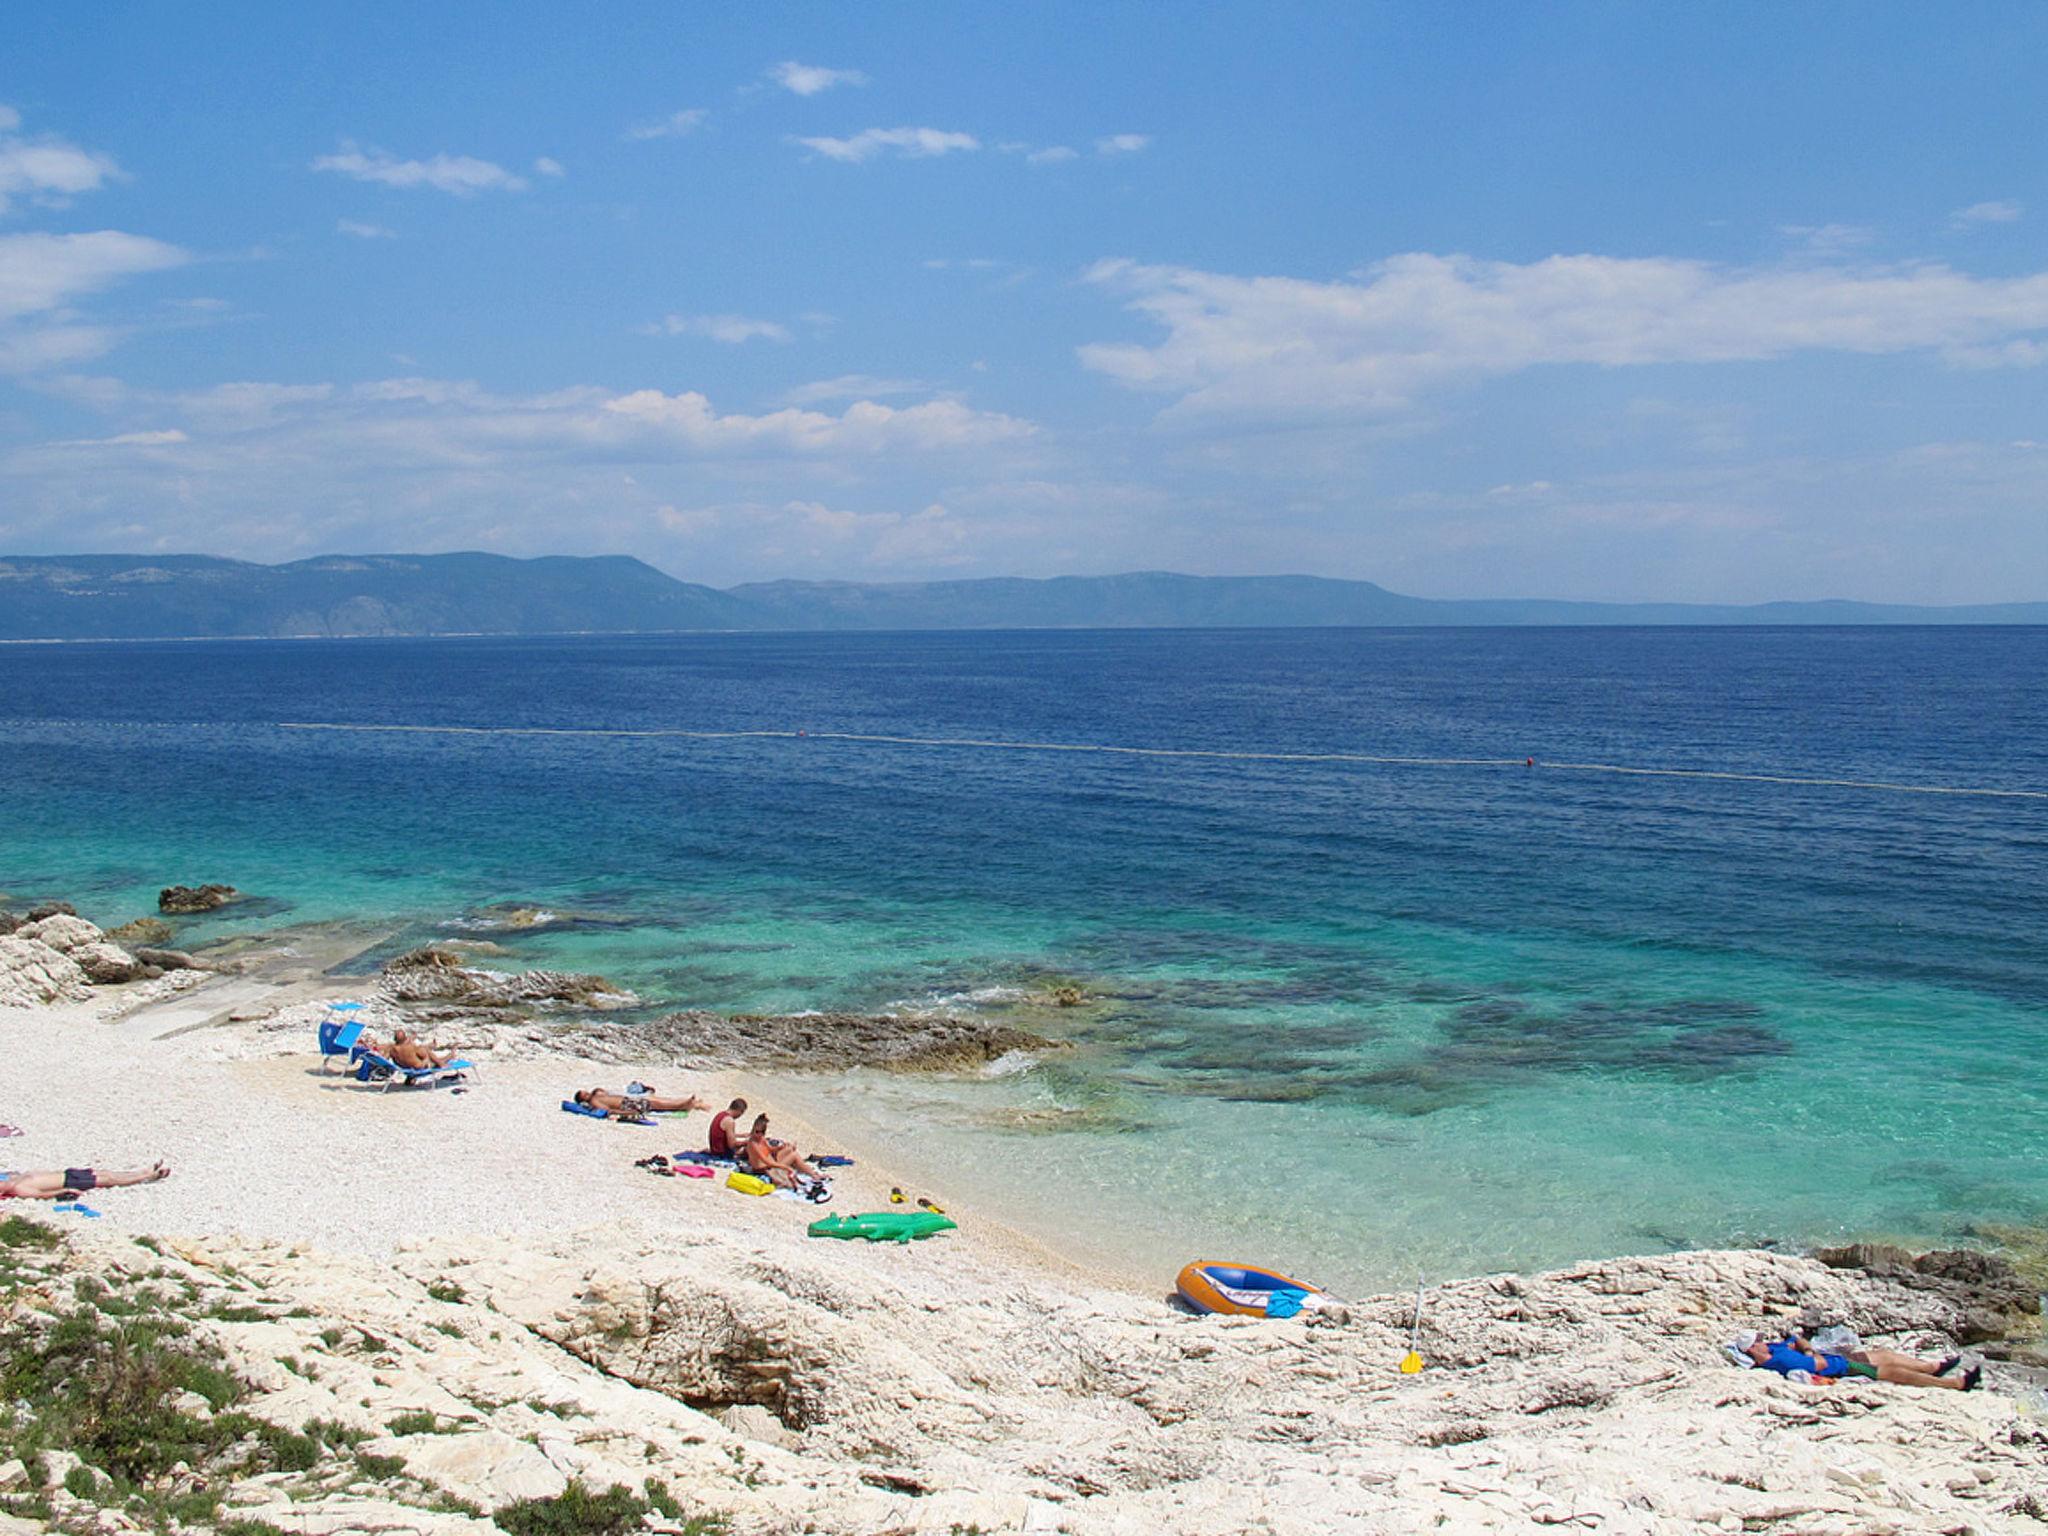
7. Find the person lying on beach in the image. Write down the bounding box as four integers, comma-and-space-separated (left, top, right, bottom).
0, 1163, 172, 1200
573, 1088, 708, 1120
1733, 1329, 1981, 1391
387, 1029, 463, 1070
708, 1097, 747, 1157
744, 1114, 824, 1189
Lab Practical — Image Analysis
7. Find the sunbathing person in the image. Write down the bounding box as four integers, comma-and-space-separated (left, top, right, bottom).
573, 1087, 707, 1119
387, 1029, 463, 1070
708, 1097, 748, 1157
1735, 1330, 1981, 1391
0, 1163, 171, 1200
745, 1114, 823, 1189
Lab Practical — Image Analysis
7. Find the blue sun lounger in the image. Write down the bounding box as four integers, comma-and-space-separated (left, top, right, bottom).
317, 1005, 368, 1073
354, 1048, 474, 1091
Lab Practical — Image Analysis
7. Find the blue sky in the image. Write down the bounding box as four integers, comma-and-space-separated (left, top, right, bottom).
2, 2, 2044, 602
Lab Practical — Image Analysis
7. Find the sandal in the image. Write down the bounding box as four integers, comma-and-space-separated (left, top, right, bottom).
1963, 1365, 1983, 1391
917, 1196, 947, 1215
1934, 1354, 1962, 1377
889, 1186, 907, 1205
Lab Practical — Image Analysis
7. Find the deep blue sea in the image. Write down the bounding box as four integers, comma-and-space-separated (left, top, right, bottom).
4, 627, 2046, 1289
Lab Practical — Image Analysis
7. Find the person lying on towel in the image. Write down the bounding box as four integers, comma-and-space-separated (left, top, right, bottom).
0, 1162, 171, 1199
573, 1087, 707, 1121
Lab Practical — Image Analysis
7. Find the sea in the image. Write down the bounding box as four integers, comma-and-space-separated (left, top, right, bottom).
4, 626, 2045, 1293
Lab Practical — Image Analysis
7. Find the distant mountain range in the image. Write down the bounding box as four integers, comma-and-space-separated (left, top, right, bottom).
1, 553, 2043, 640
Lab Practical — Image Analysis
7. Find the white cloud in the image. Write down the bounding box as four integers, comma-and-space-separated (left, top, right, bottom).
0, 230, 188, 321
1080, 253, 2048, 421
311, 143, 528, 195
52, 428, 187, 448
602, 390, 1030, 453
533, 156, 566, 178
1951, 199, 2022, 228
1095, 134, 1151, 156
769, 61, 868, 96
1026, 145, 1078, 165
0, 109, 122, 214
649, 313, 792, 344
794, 127, 978, 163
624, 109, 707, 142
1778, 223, 1874, 255
780, 373, 927, 405
336, 218, 396, 239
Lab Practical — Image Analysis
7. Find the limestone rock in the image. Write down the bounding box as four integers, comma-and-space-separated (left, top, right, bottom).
26, 901, 76, 921
0, 935, 90, 1007
19, 913, 105, 954
159, 883, 239, 914
0, 912, 20, 937
628, 1007, 1062, 1072
72, 941, 148, 985
106, 917, 174, 948
0, 1461, 23, 1492
382, 947, 638, 1011
135, 947, 203, 972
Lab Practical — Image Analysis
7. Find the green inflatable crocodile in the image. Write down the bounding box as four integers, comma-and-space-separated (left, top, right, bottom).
807, 1210, 958, 1244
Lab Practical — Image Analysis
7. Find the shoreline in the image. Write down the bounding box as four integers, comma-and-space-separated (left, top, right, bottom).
8, 920, 2048, 1529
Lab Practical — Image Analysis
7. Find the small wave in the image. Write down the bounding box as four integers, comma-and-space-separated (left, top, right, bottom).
981, 1048, 1041, 1078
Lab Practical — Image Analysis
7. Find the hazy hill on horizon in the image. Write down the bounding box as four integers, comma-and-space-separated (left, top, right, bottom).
1, 553, 2044, 640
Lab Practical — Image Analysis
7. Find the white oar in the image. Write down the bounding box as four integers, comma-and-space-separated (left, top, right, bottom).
1399, 1277, 1426, 1374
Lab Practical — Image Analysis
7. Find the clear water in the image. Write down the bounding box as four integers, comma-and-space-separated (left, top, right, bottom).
3, 628, 2045, 1290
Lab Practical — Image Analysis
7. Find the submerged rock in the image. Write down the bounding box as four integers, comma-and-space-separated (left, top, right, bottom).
106, 916, 174, 948
159, 883, 239, 914
382, 946, 638, 1011
0, 935, 90, 1007
626, 1008, 1063, 1073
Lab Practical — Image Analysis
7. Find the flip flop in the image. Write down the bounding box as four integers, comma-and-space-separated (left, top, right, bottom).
889, 1186, 907, 1205
1963, 1365, 1984, 1391
917, 1196, 947, 1215
0, 1126, 22, 1138
55, 1203, 100, 1219
1934, 1354, 1962, 1377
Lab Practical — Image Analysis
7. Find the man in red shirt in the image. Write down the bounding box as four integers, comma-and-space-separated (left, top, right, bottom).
707, 1098, 748, 1157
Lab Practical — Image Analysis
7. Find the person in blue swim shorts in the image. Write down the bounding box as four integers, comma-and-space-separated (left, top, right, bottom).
1732, 1329, 1981, 1391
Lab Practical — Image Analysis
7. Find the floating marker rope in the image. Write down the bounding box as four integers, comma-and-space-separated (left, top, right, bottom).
275, 721, 2048, 801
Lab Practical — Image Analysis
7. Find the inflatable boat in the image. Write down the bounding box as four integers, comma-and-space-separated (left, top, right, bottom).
1176, 1260, 1325, 1317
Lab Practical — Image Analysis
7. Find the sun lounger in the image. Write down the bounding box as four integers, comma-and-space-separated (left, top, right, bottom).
316, 1006, 367, 1073
354, 1049, 472, 1091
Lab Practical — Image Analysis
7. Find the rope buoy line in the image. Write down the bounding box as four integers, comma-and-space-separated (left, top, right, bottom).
275, 720, 2048, 802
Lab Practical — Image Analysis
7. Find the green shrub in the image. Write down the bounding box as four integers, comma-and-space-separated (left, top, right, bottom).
0, 1216, 59, 1250
384, 1412, 447, 1437
425, 1280, 465, 1304
494, 1479, 651, 1536
354, 1451, 406, 1481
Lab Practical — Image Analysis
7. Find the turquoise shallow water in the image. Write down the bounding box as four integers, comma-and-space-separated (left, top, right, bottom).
2, 628, 2045, 1290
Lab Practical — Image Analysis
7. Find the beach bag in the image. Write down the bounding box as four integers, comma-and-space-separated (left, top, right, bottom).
726, 1171, 773, 1196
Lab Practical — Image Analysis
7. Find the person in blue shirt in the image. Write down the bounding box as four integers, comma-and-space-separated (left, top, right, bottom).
1734, 1329, 1980, 1391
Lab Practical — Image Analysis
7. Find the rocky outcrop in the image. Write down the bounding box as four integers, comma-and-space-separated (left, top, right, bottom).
70, 941, 150, 984
0, 935, 90, 1007
158, 883, 239, 914
106, 916, 174, 947
625, 1008, 1062, 1072
382, 947, 639, 1011
134, 947, 203, 972
1813, 1242, 2041, 1343
16, 913, 104, 954
26, 901, 76, 921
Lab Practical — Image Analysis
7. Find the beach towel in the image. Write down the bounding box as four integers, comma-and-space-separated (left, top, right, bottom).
561, 1101, 656, 1125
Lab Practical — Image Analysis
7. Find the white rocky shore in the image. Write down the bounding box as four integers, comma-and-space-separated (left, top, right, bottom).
3, 915, 2047, 1535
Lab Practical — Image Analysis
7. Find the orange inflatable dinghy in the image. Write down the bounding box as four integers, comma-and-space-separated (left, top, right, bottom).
1176, 1260, 1324, 1317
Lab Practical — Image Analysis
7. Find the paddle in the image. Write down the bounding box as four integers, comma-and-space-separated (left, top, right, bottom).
1399, 1277, 1425, 1374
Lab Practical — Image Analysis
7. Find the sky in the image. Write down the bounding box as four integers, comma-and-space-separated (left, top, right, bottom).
1, 2, 2045, 604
